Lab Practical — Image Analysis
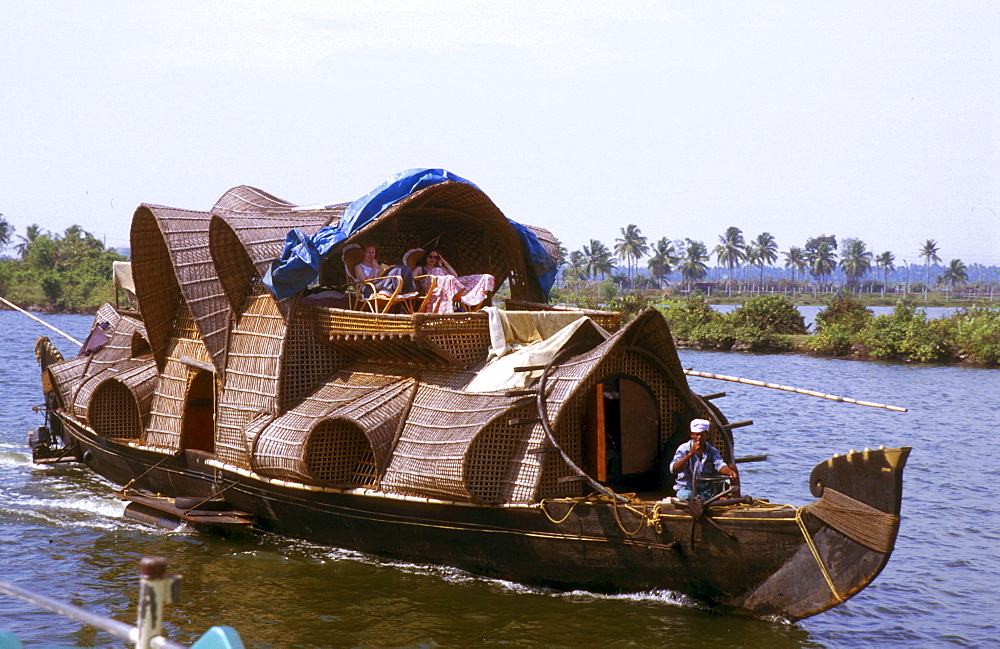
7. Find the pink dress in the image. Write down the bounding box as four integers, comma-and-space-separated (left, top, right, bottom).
420, 267, 495, 313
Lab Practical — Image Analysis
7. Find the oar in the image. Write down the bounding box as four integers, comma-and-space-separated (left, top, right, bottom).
0, 296, 83, 347
683, 369, 908, 412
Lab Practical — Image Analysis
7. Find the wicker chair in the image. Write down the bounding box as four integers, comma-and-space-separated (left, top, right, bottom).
342, 245, 422, 314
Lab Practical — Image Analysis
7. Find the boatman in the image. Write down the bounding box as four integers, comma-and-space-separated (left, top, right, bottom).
671, 418, 739, 500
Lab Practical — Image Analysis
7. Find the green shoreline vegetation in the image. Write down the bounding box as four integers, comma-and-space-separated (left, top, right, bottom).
0, 222, 126, 313
2, 218, 997, 367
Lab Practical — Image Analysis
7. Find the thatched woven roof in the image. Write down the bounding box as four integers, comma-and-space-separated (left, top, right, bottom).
210, 186, 345, 315
130, 205, 229, 372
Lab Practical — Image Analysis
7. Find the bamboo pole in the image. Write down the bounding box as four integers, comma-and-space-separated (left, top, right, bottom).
683, 369, 908, 412
0, 296, 83, 347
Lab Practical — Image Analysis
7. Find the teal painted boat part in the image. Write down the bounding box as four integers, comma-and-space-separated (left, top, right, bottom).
191, 626, 246, 649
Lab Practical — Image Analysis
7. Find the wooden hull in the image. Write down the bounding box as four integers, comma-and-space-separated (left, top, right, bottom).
49, 410, 909, 621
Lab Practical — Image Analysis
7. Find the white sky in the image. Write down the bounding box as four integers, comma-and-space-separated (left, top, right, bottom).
2, 1, 998, 266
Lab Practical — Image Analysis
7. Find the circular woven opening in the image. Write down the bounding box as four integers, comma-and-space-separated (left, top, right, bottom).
90, 380, 142, 439
305, 418, 376, 487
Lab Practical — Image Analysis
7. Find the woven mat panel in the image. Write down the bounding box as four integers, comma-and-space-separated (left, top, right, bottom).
464, 401, 545, 505
253, 373, 415, 484
279, 305, 350, 410
142, 305, 214, 452
69, 313, 147, 395
215, 293, 287, 469
46, 356, 90, 410
382, 383, 525, 502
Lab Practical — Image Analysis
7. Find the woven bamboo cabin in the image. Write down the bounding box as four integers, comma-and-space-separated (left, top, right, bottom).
33, 169, 911, 621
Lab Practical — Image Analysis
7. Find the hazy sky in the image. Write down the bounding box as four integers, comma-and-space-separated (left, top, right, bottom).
2, 1, 998, 266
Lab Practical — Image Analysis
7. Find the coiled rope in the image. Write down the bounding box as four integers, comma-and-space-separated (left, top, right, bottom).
795, 488, 900, 603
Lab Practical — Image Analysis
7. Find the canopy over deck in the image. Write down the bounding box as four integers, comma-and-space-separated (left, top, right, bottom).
260, 169, 559, 303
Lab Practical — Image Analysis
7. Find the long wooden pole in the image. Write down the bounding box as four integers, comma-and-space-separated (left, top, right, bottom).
683, 369, 908, 412
0, 296, 83, 347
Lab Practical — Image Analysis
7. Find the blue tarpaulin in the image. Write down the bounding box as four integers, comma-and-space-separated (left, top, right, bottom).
262, 168, 555, 300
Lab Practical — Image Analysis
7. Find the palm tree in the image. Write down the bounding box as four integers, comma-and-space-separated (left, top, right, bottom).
840, 238, 873, 291
806, 241, 838, 290
647, 237, 678, 289
14, 224, 43, 260
920, 240, 941, 300
680, 239, 709, 290
582, 239, 614, 280
750, 232, 778, 289
563, 250, 587, 283
614, 224, 649, 289
940, 259, 968, 293
875, 251, 895, 298
714, 227, 745, 296
783, 247, 807, 296
0, 214, 12, 253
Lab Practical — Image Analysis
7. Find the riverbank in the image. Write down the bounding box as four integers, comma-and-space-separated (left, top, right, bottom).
625, 293, 1000, 368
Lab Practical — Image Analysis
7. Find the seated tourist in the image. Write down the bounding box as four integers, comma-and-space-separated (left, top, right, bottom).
353, 243, 418, 299
415, 247, 495, 313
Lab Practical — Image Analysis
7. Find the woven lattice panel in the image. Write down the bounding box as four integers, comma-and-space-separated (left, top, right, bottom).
305, 420, 378, 486
142, 304, 214, 452
88, 380, 143, 439
382, 383, 528, 503
76, 358, 158, 434
216, 292, 287, 469
131, 206, 227, 371
279, 303, 350, 410
464, 401, 543, 504
253, 372, 415, 485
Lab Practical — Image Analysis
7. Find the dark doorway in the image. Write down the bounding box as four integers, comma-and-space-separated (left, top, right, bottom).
182, 370, 215, 453
583, 376, 660, 492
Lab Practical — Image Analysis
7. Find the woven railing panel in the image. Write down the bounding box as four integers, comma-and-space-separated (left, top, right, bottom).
142, 305, 214, 452
503, 300, 622, 333
215, 293, 287, 469
310, 307, 491, 368
382, 383, 527, 503
253, 372, 415, 485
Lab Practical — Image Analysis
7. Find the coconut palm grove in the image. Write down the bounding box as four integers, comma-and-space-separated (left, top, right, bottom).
1, 216, 998, 365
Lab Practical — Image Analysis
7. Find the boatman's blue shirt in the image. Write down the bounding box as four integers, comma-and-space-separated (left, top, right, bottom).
671, 439, 727, 494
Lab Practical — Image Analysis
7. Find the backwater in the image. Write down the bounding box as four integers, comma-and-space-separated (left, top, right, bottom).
1, 310, 997, 647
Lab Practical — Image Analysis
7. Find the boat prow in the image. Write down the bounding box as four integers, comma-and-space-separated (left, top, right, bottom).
736, 446, 911, 620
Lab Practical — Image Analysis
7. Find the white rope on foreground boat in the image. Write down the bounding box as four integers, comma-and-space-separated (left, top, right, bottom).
0, 295, 83, 347
683, 369, 908, 412
0, 557, 244, 649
